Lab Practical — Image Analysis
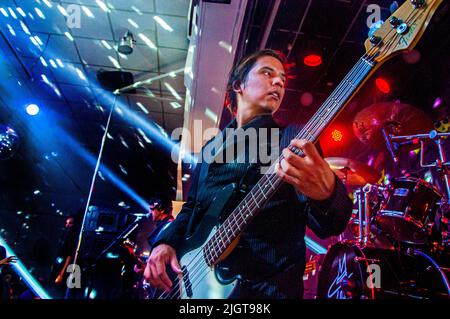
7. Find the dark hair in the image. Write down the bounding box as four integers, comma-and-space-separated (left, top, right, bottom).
225, 49, 289, 115
149, 193, 173, 214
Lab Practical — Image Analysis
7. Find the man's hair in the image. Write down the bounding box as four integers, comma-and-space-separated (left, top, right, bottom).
149, 193, 173, 214
225, 49, 288, 115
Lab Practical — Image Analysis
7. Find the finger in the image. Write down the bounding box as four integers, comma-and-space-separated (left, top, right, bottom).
282, 148, 306, 169
155, 261, 172, 289
277, 163, 301, 187
280, 158, 304, 180
148, 263, 170, 291
170, 256, 183, 274
291, 139, 322, 163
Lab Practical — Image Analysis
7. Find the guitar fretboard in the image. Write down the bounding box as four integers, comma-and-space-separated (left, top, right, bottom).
202, 57, 374, 266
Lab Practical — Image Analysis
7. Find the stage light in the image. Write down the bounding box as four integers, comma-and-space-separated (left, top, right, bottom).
304, 54, 322, 67
375, 77, 390, 94
433, 97, 442, 108
26, 104, 40, 116
118, 31, 135, 55
300, 92, 314, 106
331, 129, 343, 142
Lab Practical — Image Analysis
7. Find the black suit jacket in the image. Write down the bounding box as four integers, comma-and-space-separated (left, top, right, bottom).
155, 114, 352, 281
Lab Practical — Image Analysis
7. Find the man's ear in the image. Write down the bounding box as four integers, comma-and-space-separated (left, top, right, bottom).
232, 80, 242, 94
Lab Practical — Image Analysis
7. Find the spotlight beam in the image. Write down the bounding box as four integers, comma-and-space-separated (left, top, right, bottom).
0, 237, 52, 299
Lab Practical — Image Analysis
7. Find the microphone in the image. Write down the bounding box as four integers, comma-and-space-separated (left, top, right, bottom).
381, 127, 398, 163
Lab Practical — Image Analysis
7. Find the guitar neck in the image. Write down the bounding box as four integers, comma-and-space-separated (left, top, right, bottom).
202, 56, 376, 266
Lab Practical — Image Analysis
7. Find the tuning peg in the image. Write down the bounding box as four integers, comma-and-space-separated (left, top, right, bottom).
411, 0, 426, 9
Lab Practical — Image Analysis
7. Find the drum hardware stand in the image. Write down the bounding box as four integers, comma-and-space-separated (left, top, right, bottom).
389, 130, 450, 199
355, 184, 386, 246
390, 130, 450, 248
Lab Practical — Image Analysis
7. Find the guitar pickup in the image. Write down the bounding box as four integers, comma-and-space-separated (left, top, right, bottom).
182, 266, 193, 298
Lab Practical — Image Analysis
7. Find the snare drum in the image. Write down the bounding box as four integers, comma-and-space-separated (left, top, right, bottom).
376, 177, 442, 244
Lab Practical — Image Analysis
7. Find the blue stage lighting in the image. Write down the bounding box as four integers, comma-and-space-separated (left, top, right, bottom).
26, 104, 40, 116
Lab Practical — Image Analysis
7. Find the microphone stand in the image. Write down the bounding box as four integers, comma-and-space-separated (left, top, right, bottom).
83, 214, 145, 299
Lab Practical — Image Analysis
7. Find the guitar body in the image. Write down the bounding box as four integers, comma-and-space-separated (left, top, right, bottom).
178, 228, 237, 298
174, 183, 245, 299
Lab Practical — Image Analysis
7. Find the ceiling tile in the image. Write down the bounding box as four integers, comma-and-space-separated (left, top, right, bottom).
118, 44, 158, 72
109, 11, 156, 43
70, 7, 112, 40
107, 0, 154, 13
163, 113, 184, 133
158, 47, 187, 73
52, 62, 90, 85
155, 0, 190, 17
58, 83, 94, 102
43, 34, 80, 63
128, 95, 163, 113
155, 15, 188, 49
76, 37, 119, 66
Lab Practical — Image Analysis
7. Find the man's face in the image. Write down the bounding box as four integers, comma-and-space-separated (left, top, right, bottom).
149, 204, 164, 221
237, 55, 286, 113
65, 217, 75, 229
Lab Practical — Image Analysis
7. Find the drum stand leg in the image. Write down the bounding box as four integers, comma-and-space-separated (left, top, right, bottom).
356, 185, 374, 246
357, 190, 364, 245
364, 191, 371, 245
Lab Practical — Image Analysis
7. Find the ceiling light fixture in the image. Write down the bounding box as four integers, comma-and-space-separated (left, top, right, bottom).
118, 30, 135, 55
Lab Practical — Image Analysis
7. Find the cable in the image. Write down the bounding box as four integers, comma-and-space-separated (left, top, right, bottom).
65, 95, 118, 299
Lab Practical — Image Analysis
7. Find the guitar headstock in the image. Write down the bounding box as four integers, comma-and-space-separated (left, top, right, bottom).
364, 0, 443, 64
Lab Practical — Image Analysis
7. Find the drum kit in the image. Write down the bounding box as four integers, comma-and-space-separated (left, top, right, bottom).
317, 102, 450, 299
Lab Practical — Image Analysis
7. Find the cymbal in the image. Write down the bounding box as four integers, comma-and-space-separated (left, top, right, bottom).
352, 102, 433, 149
325, 157, 380, 187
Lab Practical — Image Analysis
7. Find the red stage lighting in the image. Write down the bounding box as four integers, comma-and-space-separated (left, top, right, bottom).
331, 129, 343, 142
303, 54, 322, 67
375, 78, 390, 94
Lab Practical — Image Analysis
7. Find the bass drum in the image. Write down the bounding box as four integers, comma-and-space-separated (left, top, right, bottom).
317, 242, 450, 299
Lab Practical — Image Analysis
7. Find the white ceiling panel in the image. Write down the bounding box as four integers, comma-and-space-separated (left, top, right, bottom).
22, 2, 69, 35
70, 7, 112, 40
109, 11, 156, 45
52, 62, 90, 86
5, 30, 42, 59
42, 34, 80, 63
162, 98, 183, 115
155, 0, 190, 17
128, 95, 163, 113
107, 0, 154, 13
155, 15, 188, 49
118, 44, 158, 72
21, 57, 58, 81
76, 37, 118, 66
124, 70, 161, 91
158, 47, 187, 73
